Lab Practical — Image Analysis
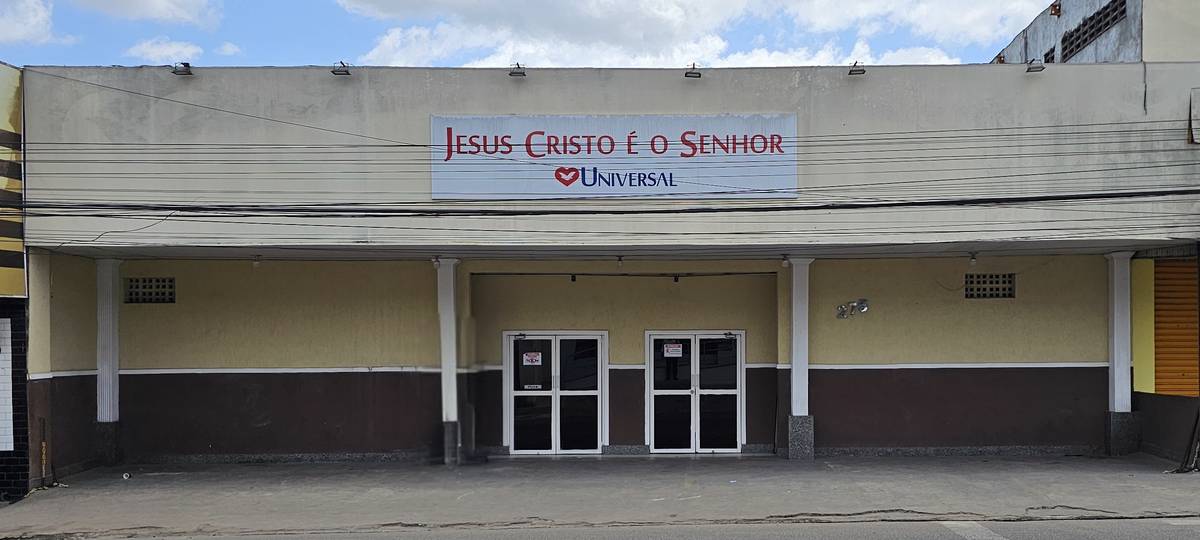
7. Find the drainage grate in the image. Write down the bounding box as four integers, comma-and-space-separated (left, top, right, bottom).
964, 273, 1016, 299
125, 277, 176, 304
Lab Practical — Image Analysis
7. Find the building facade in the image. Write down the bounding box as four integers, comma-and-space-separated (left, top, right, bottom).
996, 0, 1200, 64
4, 61, 1199, 493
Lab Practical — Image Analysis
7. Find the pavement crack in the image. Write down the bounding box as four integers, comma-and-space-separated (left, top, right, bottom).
1025, 504, 1118, 515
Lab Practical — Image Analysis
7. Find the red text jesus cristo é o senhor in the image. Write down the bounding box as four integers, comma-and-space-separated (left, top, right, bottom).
442, 127, 785, 161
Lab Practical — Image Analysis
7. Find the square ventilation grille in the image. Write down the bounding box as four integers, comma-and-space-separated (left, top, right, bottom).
964, 273, 1015, 299
125, 277, 175, 304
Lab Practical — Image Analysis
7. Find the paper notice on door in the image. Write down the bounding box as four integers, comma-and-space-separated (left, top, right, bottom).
522, 351, 543, 366
663, 343, 683, 358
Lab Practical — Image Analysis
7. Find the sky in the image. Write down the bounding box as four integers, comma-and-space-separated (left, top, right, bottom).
0, 0, 1049, 68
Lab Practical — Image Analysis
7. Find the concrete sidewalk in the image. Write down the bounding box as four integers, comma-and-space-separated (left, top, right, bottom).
1, 454, 1198, 538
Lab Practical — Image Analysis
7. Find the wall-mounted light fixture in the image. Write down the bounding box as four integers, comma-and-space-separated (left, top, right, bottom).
969, 252, 978, 266
684, 63, 702, 79
509, 63, 526, 77
836, 298, 869, 319
781, 255, 790, 267
848, 61, 866, 76
1026, 59, 1046, 73
171, 62, 193, 76
1050, 1, 1062, 17
331, 61, 351, 76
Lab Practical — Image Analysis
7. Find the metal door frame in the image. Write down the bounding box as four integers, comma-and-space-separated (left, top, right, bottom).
502, 331, 608, 455
645, 330, 745, 454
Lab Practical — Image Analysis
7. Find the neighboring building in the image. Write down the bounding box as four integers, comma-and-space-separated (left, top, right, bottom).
995, 0, 1200, 64
1, 61, 1198, 497
0, 61, 28, 502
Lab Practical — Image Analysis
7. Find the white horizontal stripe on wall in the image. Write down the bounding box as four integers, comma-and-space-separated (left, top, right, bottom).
723, 362, 1108, 370
29, 366, 506, 379
28, 370, 98, 380
810, 362, 1107, 370
27, 362, 1107, 380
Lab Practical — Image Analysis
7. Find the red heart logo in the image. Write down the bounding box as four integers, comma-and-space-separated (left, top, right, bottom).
554, 167, 580, 187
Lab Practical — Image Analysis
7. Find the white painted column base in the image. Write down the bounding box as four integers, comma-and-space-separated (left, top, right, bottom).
1106, 252, 1133, 413
788, 257, 814, 417
787, 257, 815, 460
96, 259, 122, 465
435, 258, 460, 465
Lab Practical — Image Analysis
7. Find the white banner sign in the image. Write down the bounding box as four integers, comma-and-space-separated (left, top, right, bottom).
431, 114, 797, 199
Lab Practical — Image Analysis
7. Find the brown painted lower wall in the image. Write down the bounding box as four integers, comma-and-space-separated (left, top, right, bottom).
744, 368, 778, 446
36, 366, 1112, 465
1134, 391, 1200, 462
810, 368, 1108, 449
26, 376, 98, 485
465, 370, 504, 451
119, 372, 443, 458
608, 369, 645, 446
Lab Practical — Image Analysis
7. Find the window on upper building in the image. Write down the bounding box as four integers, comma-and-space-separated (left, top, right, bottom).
1061, 0, 1127, 62
1044, 47, 1056, 64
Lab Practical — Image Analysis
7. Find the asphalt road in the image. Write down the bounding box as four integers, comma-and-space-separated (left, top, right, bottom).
172, 519, 1200, 540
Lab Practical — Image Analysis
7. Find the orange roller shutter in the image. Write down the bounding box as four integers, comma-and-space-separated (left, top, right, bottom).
1154, 259, 1199, 396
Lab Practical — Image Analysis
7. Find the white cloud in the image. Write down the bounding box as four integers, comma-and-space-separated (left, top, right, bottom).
781, 0, 1044, 46
214, 41, 240, 55
876, 46, 960, 65
0, 0, 74, 44
123, 36, 202, 63
72, 0, 221, 27
341, 0, 1031, 67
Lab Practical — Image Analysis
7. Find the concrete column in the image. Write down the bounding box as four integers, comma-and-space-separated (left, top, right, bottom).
435, 257, 460, 465
787, 257, 815, 459
1105, 251, 1138, 455
95, 259, 121, 465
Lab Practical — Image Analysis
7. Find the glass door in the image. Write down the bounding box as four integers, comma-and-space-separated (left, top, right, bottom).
508, 333, 603, 455
557, 337, 600, 454
650, 335, 694, 452
696, 335, 740, 453
511, 337, 554, 454
648, 332, 743, 453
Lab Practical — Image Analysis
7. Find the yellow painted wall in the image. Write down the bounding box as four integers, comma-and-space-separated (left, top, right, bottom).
26, 251, 50, 374
35, 253, 96, 372
120, 260, 440, 369
809, 256, 1108, 364
468, 260, 780, 365
1131, 259, 1155, 392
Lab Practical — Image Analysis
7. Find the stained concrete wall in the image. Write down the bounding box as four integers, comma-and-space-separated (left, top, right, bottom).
19, 62, 1200, 249
999, 0, 1143, 64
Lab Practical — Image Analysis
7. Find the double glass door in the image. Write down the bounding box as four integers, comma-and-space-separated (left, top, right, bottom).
649, 333, 742, 453
507, 334, 604, 454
